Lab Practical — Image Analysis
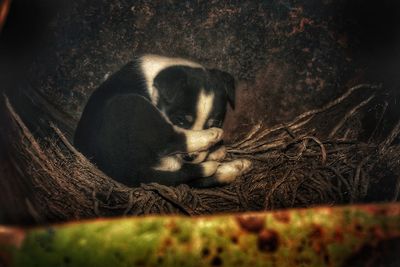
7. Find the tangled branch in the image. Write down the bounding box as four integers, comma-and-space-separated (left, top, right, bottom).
1, 83, 399, 223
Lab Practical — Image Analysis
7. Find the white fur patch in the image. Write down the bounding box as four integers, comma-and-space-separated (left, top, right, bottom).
139, 54, 204, 105
206, 146, 227, 161
153, 156, 182, 172
200, 161, 220, 177
192, 90, 215, 130
176, 127, 223, 153
215, 159, 252, 183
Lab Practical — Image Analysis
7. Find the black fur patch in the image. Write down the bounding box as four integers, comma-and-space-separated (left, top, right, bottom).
74, 55, 235, 187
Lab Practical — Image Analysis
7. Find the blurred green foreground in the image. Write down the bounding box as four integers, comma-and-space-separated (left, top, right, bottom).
0, 203, 399, 267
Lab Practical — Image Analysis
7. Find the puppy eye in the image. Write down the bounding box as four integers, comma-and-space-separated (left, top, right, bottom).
174, 115, 192, 128
207, 119, 222, 128
184, 115, 193, 123
176, 118, 185, 126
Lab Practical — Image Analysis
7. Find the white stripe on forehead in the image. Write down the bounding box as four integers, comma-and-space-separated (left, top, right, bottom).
192, 90, 215, 130
139, 54, 204, 105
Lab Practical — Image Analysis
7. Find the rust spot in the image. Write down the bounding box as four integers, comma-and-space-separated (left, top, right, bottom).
309, 227, 325, 254
364, 204, 400, 217
365, 205, 388, 216
236, 215, 265, 233
216, 228, 224, 236
369, 226, 385, 239
257, 229, 279, 252
202, 247, 210, 257
309, 224, 324, 239
296, 244, 305, 253
211, 256, 223, 266
354, 223, 363, 233
171, 226, 181, 235
217, 247, 223, 254
0, 226, 25, 248
273, 211, 291, 224
230, 236, 239, 244
163, 238, 172, 247
308, 225, 328, 256
324, 253, 330, 265
334, 228, 344, 243
312, 242, 323, 254
167, 221, 181, 235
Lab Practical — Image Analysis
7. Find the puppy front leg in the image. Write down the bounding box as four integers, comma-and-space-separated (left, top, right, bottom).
188, 159, 252, 188
147, 160, 220, 186
175, 127, 223, 153
206, 145, 227, 161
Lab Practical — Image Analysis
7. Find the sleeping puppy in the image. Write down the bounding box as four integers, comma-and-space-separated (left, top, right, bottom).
74, 54, 252, 187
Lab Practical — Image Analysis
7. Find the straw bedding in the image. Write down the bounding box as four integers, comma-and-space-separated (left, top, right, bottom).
1, 84, 399, 222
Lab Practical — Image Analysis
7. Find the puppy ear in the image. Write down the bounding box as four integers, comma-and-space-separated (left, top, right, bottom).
153, 67, 187, 104
209, 69, 236, 109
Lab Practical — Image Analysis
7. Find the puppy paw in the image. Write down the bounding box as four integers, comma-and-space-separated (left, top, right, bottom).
215, 159, 252, 183
183, 151, 208, 164
206, 127, 223, 144
200, 161, 220, 177
206, 146, 227, 161
185, 128, 223, 153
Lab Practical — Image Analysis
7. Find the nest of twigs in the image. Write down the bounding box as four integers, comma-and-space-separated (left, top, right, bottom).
1, 84, 400, 222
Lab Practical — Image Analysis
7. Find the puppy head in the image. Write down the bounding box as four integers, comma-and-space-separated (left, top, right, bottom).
153, 65, 235, 163
153, 66, 236, 131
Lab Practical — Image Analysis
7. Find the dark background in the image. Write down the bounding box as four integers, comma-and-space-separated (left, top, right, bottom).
0, 0, 400, 224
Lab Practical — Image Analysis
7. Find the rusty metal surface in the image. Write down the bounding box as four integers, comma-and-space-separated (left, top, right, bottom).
0, 0, 10, 31
0, 203, 399, 267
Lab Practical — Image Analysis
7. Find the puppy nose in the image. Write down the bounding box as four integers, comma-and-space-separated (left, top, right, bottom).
183, 154, 197, 162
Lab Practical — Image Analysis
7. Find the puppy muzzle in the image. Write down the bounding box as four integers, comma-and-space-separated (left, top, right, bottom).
183, 151, 208, 164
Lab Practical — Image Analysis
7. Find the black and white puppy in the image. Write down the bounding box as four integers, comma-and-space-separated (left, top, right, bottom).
74, 54, 251, 187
